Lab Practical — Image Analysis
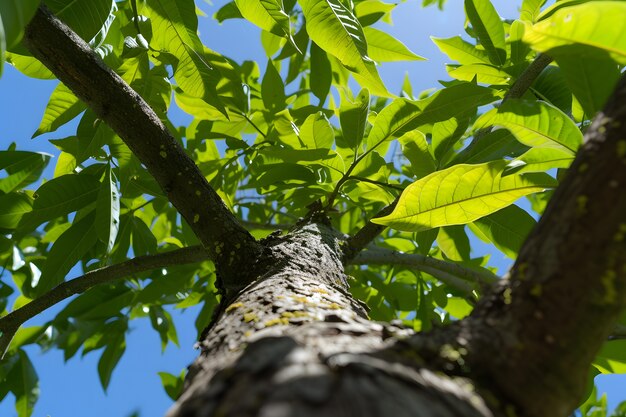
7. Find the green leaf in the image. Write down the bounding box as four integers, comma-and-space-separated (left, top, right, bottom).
44, 0, 114, 42
594, 340, 626, 374
261, 59, 286, 113
367, 83, 497, 151
339, 88, 370, 151
98, 322, 126, 391
437, 226, 470, 261
215, 1, 243, 22
399, 130, 436, 179
530, 65, 572, 114
0, 0, 39, 49
132, 217, 157, 256
8, 326, 46, 353
372, 160, 556, 232
9, 350, 39, 417
310, 42, 332, 104
354, 0, 396, 26
474, 99, 582, 154
5, 53, 55, 79
234, 0, 295, 45
38, 211, 98, 292
96, 167, 120, 253
158, 370, 185, 401
145, 0, 225, 114
523, 2, 626, 64
363, 27, 425, 62
58, 285, 135, 321
0, 151, 51, 193
504, 147, 574, 175
33, 82, 86, 137
452, 129, 528, 165
300, 0, 389, 97
431, 36, 491, 65
469, 204, 536, 259
299, 112, 334, 150
447, 63, 511, 84
464, 0, 506, 66
556, 55, 620, 118
19, 174, 100, 231
432, 117, 469, 163
0, 193, 32, 230
520, 0, 546, 22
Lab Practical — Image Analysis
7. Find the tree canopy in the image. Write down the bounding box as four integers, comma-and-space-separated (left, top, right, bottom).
0, 0, 626, 416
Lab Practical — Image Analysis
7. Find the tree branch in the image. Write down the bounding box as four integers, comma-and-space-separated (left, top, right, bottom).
23, 6, 261, 287
461, 72, 626, 417
349, 247, 499, 294
0, 245, 207, 359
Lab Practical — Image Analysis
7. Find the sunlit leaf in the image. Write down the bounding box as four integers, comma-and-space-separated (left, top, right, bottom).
475, 99, 582, 154
431, 36, 490, 65
520, 0, 546, 22
44, 0, 114, 42
523, 2, 626, 64
0, 151, 51, 193
363, 27, 425, 62
33, 82, 85, 137
447, 63, 511, 85
504, 147, 574, 176
95, 166, 120, 253
372, 160, 556, 232
464, 0, 506, 66
0, 193, 33, 231
299, 112, 334, 150
399, 130, 436, 179
339, 88, 370, 151
300, 0, 389, 96
234, 0, 296, 48
158, 370, 185, 401
0, 0, 39, 50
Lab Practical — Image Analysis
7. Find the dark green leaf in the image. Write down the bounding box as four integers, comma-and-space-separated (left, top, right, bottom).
261, 59, 286, 113
310, 42, 332, 104
44, 0, 114, 42
339, 88, 370, 151
98, 321, 126, 390
0, 193, 33, 231
0, 151, 51, 193
464, 0, 506, 65
95, 166, 120, 253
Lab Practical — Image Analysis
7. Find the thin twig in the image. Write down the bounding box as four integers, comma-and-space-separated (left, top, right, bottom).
349, 247, 499, 295
0, 245, 207, 359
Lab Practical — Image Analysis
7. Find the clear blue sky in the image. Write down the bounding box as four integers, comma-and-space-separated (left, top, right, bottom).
0, 1, 624, 416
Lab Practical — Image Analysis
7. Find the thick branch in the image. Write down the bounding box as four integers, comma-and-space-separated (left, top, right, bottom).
0, 246, 207, 358
502, 53, 553, 103
464, 73, 626, 417
350, 248, 498, 294
23, 6, 261, 285
342, 198, 398, 261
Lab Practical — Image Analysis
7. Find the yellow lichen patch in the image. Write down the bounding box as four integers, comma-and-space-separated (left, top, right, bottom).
613, 223, 626, 242
601, 270, 617, 304
243, 313, 259, 323
159, 151, 167, 158
312, 288, 329, 294
530, 284, 542, 297
225, 302, 244, 313
617, 140, 626, 158
193, 214, 200, 223
578, 163, 588, 173
503, 288, 513, 305
265, 318, 289, 327
576, 195, 588, 215
281, 311, 310, 319
326, 302, 341, 310
291, 296, 309, 304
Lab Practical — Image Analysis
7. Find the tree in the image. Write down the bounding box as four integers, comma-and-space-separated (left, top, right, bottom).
0, 0, 625, 416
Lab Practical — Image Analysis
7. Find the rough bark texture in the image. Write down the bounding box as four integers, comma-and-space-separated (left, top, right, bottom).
168, 223, 492, 417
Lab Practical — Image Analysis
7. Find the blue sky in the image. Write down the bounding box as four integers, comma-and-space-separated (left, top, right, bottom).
0, 1, 624, 416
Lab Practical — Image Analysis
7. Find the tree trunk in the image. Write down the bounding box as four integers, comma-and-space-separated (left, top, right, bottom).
167, 222, 493, 417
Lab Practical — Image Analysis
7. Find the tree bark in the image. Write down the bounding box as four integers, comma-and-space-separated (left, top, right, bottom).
168, 222, 492, 417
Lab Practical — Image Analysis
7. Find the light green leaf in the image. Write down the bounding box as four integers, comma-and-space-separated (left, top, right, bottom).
431, 36, 491, 65
469, 204, 536, 259
363, 27, 425, 62
464, 0, 506, 66
529, 65, 572, 114
96, 167, 120, 253
38, 211, 98, 292
367, 83, 497, 150
299, 112, 334, 150
19, 174, 100, 231
437, 226, 470, 261
432, 117, 469, 163
447, 63, 511, 84
372, 160, 556, 232
594, 340, 626, 374
158, 370, 185, 401
339, 88, 370, 151
520, 0, 546, 22
6, 53, 55, 79
33, 82, 86, 137
98, 323, 126, 390
132, 217, 157, 256
523, 2, 626, 64
453, 130, 528, 165
44, 0, 114, 42
504, 147, 574, 175
354, 0, 396, 26
474, 99, 582, 154
10, 350, 39, 417
399, 130, 436, 179
215, 1, 242, 23
234, 0, 295, 46
145, 0, 224, 114
8, 327, 46, 353
0, 0, 39, 49
556, 55, 620, 117
261, 59, 286, 113
310, 42, 332, 103
0, 193, 33, 230
0, 151, 51, 193
300, 0, 389, 96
